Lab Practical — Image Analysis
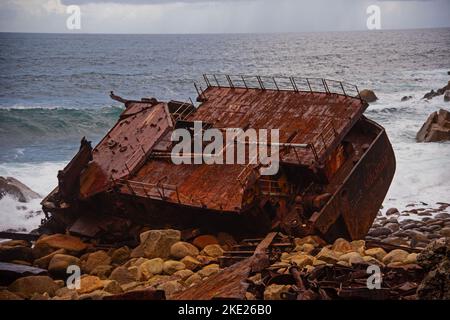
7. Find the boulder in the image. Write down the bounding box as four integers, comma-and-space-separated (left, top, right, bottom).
131, 229, 181, 259
416, 109, 450, 142
109, 266, 138, 285
90, 265, 113, 279
138, 258, 164, 280
33, 234, 88, 259
78, 275, 105, 294
192, 235, 219, 249
173, 269, 194, 281
367, 227, 391, 237
382, 249, 409, 265
339, 252, 365, 265
331, 238, 353, 253
359, 89, 378, 103
184, 273, 202, 287
290, 254, 313, 268
157, 280, 184, 296
364, 247, 387, 261
162, 260, 185, 275
444, 91, 450, 102
423, 81, 450, 100
82, 250, 111, 274
197, 264, 220, 278
170, 241, 199, 259
180, 256, 202, 271
48, 254, 80, 275
401, 96, 412, 102
33, 249, 66, 269
0, 245, 33, 263
110, 246, 130, 265
0, 176, 41, 202
386, 208, 399, 216
200, 244, 224, 258
8, 275, 60, 298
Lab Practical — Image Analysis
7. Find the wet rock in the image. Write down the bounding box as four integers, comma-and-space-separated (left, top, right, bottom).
384, 222, 400, 232
82, 250, 111, 274
401, 96, 412, 102
0, 176, 41, 202
368, 227, 391, 237
110, 246, 130, 265
382, 237, 410, 247
162, 260, 186, 275
444, 90, 450, 102
200, 244, 224, 258
8, 275, 60, 299
359, 89, 378, 103
138, 258, 164, 280
264, 284, 292, 300
0, 245, 33, 263
33, 234, 88, 259
386, 208, 399, 216
48, 254, 80, 275
435, 212, 450, 219
131, 229, 181, 259
170, 241, 199, 259
416, 109, 450, 142
382, 249, 409, 265
192, 235, 219, 249
440, 227, 450, 237
109, 266, 138, 285
180, 256, 202, 271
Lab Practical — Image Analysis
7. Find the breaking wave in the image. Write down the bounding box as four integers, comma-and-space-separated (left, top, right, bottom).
0, 106, 123, 146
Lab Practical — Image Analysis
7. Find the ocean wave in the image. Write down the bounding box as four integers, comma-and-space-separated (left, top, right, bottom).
0, 106, 123, 145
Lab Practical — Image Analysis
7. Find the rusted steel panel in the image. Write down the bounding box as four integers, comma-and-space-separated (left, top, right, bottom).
189, 87, 367, 165
79, 103, 173, 199
310, 118, 396, 241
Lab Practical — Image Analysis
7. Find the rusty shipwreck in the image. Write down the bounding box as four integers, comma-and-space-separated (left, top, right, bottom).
41, 74, 396, 242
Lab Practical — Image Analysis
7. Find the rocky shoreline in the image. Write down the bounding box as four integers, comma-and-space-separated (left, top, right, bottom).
0, 202, 449, 300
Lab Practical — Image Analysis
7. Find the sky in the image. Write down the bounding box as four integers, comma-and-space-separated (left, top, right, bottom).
0, 0, 449, 34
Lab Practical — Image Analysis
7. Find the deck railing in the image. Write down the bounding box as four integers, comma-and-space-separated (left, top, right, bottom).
201, 74, 362, 100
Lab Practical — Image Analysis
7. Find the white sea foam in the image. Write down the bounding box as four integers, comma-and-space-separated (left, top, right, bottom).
0, 161, 66, 232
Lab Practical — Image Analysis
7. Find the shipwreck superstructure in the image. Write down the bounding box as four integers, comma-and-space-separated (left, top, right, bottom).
41, 74, 396, 242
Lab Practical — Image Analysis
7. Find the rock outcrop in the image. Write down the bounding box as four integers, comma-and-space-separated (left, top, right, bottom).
416, 109, 450, 142
0, 177, 41, 203
423, 81, 450, 100
359, 89, 378, 103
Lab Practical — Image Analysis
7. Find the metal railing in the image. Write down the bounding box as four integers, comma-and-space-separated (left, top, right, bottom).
201, 74, 362, 100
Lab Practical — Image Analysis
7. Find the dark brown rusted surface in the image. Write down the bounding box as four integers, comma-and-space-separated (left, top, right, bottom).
41, 74, 396, 242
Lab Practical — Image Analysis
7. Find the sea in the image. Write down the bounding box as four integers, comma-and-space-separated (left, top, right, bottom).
0, 29, 449, 232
